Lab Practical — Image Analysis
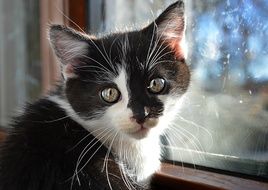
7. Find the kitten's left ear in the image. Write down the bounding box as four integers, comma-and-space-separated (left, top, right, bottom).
49, 25, 92, 79
144, 1, 186, 59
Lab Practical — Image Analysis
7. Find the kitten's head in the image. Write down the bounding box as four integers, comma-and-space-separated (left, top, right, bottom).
49, 1, 190, 140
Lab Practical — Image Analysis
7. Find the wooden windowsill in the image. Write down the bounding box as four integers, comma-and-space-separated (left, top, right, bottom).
0, 128, 6, 143
152, 163, 268, 190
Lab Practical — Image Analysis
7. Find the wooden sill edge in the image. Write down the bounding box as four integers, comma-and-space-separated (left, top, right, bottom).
152, 163, 268, 190
0, 128, 6, 143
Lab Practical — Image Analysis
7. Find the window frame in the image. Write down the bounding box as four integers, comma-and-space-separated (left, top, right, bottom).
152, 163, 268, 190
163, 145, 268, 179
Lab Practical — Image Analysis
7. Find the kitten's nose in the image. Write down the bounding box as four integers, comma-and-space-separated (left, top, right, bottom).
134, 116, 146, 124
132, 107, 150, 124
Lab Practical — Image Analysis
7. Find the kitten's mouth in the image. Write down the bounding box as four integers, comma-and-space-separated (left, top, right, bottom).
123, 118, 159, 139
138, 125, 149, 132
130, 125, 151, 139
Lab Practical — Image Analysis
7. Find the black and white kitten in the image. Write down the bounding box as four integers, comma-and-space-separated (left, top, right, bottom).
0, 1, 190, 190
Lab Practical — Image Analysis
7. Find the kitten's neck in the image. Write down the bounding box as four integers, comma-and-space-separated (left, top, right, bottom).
113, 133, 161, 184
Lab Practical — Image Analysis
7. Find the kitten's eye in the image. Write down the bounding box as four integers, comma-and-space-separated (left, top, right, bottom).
101, 88, 120, 103
148, 78, 166, 94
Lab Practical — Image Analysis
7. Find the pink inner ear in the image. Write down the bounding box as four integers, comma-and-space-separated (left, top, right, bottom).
65, 64, 74, 74
167, 39, 185, 60
63, 63, 77, 79
157, 17, 185, 60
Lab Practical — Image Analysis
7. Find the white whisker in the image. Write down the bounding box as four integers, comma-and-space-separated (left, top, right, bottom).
176, 114, 214, 149
70, 128, 112, 188
66, 127, 106, 153
103, 131, 119, 190
169, 125, 205, 164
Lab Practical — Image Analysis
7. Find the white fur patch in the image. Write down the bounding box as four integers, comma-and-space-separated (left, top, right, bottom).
105, 68, 135, 132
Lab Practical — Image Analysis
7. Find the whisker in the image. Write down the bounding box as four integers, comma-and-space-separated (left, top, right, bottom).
69, 127, 112, 188
145, 23, 157, 69
149, 50, 175, 72
80, 55, 112, 73
146, 19, 174, 70
176, 114, 214, 149
163, 130, 185, 172
170, 124, 205, 153
148, 40, 169, 69
168, 125, 205, 164
54, 3, 86, 34
75, 63, 110, 73
109, 36, 120, 62
103, 131, 119, 190
30, 112, 81, 123
66, 127, 106, 153
118, 135, 136, 190
100, 40, 118, 74
74, 128, 115, 179
167, 129, 197, 169
146, 24, 166, 69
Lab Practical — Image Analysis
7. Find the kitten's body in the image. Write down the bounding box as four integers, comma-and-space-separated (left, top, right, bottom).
0, 1, 190, 189
0, 98, 125, 190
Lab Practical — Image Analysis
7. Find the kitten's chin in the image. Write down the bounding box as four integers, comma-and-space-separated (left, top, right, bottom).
127, 126, 151, 140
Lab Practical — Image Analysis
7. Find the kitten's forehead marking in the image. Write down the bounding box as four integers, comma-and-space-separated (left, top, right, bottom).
113, 67, 129, 106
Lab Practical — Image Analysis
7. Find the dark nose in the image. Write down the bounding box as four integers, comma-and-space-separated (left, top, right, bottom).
132, 107, 150, 124
133, 114, 146, 124
132, 114, 146, 124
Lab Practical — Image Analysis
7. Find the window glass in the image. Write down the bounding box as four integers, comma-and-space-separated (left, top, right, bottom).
0, 0, 41, 126
87, 0, 268, 178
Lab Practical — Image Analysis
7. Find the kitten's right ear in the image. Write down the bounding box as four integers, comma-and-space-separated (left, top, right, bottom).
143, 1, 186, 60
49, 25, 92, 79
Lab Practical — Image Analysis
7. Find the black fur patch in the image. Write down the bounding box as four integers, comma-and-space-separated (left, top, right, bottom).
0, 99, 130, 190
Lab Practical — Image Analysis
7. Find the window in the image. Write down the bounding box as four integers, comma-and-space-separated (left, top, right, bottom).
0, 0, 77, 126
0, 0, 41, 126
165, 0, 268, 179
86, 0, 268, 180
0, 0, 267, 188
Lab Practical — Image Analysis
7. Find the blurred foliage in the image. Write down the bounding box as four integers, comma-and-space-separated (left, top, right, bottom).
189, 0, 268, 91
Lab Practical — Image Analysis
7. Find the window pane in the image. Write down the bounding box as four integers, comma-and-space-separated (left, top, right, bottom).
87, 0, 268, 178
0, 0, 41, 126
